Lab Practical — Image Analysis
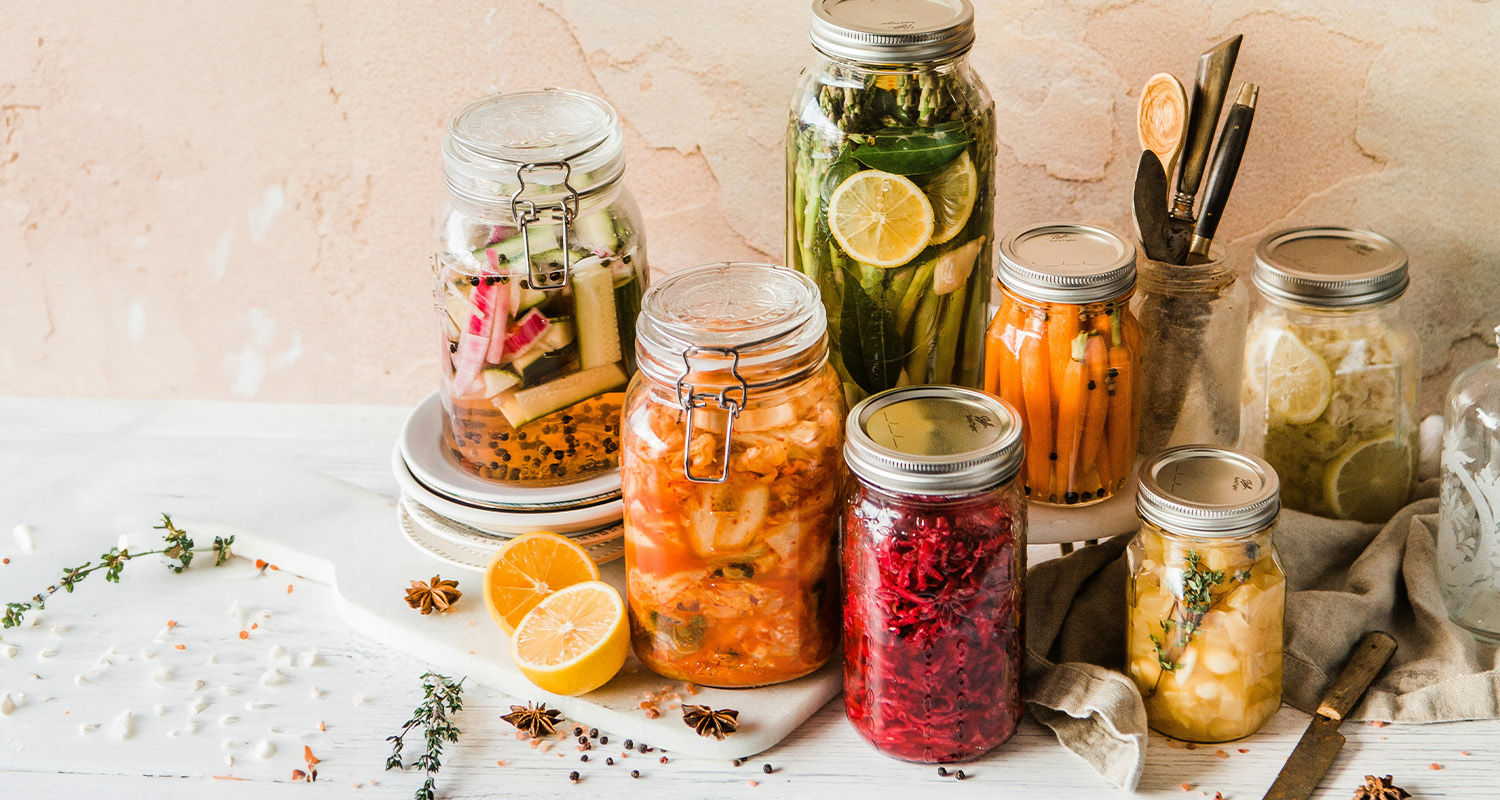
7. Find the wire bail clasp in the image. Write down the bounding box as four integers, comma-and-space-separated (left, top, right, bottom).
509, 161, 581, 291
675, 345, 751, 484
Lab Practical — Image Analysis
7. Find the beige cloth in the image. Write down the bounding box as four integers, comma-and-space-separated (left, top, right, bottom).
1023, 495, 1500, 790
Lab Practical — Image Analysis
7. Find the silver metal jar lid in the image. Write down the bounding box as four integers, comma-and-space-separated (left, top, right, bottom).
1253, 226, 1409, 309
1136, 446, 1281, 537
997, 222, 1138, 304
809, 0, 976, 64
845, 386, 1023, 495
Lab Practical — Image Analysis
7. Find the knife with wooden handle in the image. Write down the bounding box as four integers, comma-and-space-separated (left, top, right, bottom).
1169, 34, 1242, 235
1187, 82, 1258, 264
1262, 632, 1398, 800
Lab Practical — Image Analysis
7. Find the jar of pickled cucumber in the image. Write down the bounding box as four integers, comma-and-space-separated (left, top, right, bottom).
436, 88, 647, 487
621, 263, 846, 687
1127, 446, 1285, 743
787, 0, 995, 401
984, 223, 1141, 506
1240, 227, 1417, 522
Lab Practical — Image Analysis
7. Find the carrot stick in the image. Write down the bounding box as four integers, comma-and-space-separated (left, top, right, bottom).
1019, 328, 1053, 499
985, 299, 1024, 414
1046, 303, 1079, 398
1079, 332, 1110, 478
1105, 310, 1137, 493
1055, 332, 1088, 503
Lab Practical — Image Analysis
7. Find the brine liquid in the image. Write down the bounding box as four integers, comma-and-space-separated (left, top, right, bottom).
443, 392, 622, 486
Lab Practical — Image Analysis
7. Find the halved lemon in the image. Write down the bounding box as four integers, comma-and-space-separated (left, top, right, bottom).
511, 580, 629, 696
482, 531, 599, 636
1264, 332, 1332, 424
1326, 436, 1413, 523
828, 169, 934, 268
922, 151, 977, 245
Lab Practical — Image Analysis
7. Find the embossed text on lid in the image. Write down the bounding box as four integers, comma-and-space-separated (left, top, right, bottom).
998, 222, 1137, 304
1136, 446, 1280, 536
846, 386, 1023, 494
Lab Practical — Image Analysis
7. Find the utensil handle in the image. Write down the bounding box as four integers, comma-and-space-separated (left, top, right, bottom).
1190, 83, 1258, 255
1172, 34, 1243, 217
1317, 631, 1397, 721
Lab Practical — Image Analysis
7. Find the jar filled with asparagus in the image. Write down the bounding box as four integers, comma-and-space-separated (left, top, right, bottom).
985, 223, 1141, 505
787, 0, 995, 401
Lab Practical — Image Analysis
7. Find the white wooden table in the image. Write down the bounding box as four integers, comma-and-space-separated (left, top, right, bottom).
0, 397, 1493, 799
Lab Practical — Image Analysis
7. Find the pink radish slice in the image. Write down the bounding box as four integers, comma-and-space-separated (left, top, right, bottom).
483, 280, 512, 365
503, 308, 550, 355
452, 279, 500, 392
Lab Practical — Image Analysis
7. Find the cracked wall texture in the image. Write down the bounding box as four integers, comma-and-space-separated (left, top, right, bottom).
1, 0, 1495, 410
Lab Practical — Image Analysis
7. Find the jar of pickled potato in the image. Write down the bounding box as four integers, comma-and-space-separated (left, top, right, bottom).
436, 88, 647, 487
843, 386, 1026, 762
1127, 446, 1285, 743
984, 223, 1141, 506
1240, 227, 1417, 523
621, 263, 846, 687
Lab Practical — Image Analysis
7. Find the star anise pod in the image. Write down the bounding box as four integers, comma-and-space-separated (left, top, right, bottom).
501, 702, 562, 738
681, 704, 739, 740
405, 575, 462, 615
1352, 775, 1410, 800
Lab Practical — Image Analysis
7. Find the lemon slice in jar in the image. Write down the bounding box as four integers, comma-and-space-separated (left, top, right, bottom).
922, 151, 978, 245
828, 169, 934, 268
1325, 435, 1413, 523
511, 580, 629, 696
1263, 332, 1332, 424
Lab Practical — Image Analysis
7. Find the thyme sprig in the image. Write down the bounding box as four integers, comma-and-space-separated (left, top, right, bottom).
1146, 549, 1249, 696
386, 672, 466, 800
3, 514, 235, 628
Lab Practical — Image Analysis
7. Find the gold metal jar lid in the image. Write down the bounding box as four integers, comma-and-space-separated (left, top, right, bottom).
845, 386, 1023, 494
1136, 446, 1280, 536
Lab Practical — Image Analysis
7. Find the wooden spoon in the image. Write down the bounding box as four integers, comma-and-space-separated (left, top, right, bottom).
1137, 72, 1189, 183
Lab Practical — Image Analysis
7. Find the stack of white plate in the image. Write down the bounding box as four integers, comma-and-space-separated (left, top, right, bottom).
393, 392, 626, 571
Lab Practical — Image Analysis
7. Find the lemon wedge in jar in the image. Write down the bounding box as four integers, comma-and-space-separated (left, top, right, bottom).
1264, 332, 1332, 424
511, 581, 629, 696
482, 531, 599, 636
828, 169, 934, 268
922, 151, 978, 245
1325, 435, 1413, 523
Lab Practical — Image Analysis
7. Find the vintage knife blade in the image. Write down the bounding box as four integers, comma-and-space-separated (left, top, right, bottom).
1133, 149, 1173, 262
1262, 632, 1398, 800
1168, 34, 1242, 238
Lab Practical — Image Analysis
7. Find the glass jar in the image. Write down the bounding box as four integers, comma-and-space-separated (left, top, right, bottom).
1132, 244, 1249, 455
435, 89, 647, 487
843, 386, 1026, 763
1240, 227, 1418, 522
786, 0, 995, 400
1127, 446, 1285, 743
620, 263, 846, 687
1438, 324, 1500, 643
983, 223, 1141, 506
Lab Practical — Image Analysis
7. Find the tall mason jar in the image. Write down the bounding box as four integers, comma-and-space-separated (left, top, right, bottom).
787, 0, 995, 401
621, 263, 846, 687
1127, 446, 1285, 743
1438, 324, 1500, 643
1240, 228, 1418, 523
843, 386, 1026, 763
436, 89, 647, 487
1132, 244, 1249, 455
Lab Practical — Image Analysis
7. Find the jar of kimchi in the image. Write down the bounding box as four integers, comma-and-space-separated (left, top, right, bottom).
621, 263, 846, 687
1127, 446, 1285, 743
436, 88, 646, 487
843, 386, 1026, 762
984, 222, 1141, 505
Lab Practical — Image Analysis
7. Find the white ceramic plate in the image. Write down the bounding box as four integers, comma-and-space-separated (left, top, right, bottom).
397, 498, 624, 569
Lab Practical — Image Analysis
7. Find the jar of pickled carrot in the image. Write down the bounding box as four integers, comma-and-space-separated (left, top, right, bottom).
984, 223, 1141, 505
621, 263, 846, 687
1127, 446, 1285, 743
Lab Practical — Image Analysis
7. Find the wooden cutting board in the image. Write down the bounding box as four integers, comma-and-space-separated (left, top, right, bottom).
73, 460, 843, 761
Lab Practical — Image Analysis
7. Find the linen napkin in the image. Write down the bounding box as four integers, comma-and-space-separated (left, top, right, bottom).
1023, 495, 1500, 790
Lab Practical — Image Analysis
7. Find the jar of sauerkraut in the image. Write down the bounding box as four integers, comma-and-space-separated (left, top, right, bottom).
843, 386, 1026, 763
621, 263, 846, 687
435, 88, 646, 487
1127, 446, 1285, 743
1240, 227, 1417, 523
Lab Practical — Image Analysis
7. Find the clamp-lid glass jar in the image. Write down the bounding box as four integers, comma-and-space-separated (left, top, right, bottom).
984, 222, 1142, 505
843, 386, 1026, 762
1240, 227, 1417, 522
620, 263, 846, 687
435, 88, 647, 488
1127, 446, 1284, 743
787, 0, 996, 400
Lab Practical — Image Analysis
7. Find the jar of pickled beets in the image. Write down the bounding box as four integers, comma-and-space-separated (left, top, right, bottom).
842, 386, 1027, 763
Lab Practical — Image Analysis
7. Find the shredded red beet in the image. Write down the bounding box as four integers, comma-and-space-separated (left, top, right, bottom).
842, 484, 1023, 763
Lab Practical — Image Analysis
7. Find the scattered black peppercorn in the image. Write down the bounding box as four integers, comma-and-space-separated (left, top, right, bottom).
630, 770, 640, 779
606, 758, 614, 766
955, 770, 967, 781
568, 771, 580, 783
624, 739, 633, 749
762, 764, 773, 774
589, 729, 598, 739
573, 726, 583, 736
578, 736, 588, 745
937, 767, 948, 776
637, 743, 648, 754
580, 755, 589, 762
600, 736, 609, 745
